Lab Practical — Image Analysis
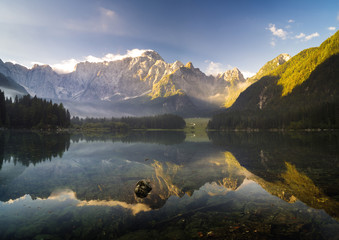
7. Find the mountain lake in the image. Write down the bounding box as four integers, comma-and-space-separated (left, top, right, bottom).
0, 130, 338, 239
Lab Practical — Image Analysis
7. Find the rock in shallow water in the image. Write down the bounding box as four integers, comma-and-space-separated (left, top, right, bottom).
134, 180, 152, 198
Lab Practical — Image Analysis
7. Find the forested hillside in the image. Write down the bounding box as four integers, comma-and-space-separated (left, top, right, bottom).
208, 31, 339, 130
0, 90, 71, 129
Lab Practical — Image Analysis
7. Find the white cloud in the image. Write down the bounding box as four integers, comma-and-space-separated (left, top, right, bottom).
205, 61, 225, 76
337, 12, 339, 21
267, 24, 288, 40
270, 40, 276, 47
51, 59, 79, 74
84, 55, 103, 63
304, 32, 319, 41
328, 26, 336, 31
99, 7, 115, 18
288, 19, 295, 23
50, 49, 152, 74
294, 32, 319, 41
295, 33, 306, 39
84, 49, 152, 63
241, 70, 256, 79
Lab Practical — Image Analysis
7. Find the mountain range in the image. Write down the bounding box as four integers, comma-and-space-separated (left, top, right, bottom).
1, 30, 337, 121
0, 49, 289, 117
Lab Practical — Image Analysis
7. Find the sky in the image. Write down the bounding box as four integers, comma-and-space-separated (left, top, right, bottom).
0, 0, 338, 78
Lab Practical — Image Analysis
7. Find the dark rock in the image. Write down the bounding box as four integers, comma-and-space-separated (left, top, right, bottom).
134, 180, 152, 198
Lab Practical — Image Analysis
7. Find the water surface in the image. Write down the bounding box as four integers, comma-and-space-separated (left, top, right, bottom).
0, 130, 338, 239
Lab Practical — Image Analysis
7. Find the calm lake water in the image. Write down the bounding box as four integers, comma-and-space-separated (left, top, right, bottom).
0, 130, 338, 239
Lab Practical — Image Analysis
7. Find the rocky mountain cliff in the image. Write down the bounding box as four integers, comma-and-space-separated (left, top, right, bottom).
216, 67, 248, 107
0, 50, 257, 117
248, 53, 291, 83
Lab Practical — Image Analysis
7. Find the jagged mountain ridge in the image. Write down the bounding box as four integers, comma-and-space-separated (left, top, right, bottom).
0, 50, 292, 117
248, 53, 291, 83
0, 51, 243, 103
0, 50, 253, 116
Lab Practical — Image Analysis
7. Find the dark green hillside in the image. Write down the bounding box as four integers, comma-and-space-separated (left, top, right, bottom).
272, 31, 339, 96
208, 31, 339, 130
230, 75, 281, 111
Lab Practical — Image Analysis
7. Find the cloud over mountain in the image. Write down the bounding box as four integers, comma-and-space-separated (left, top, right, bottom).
51, 49, 152, 74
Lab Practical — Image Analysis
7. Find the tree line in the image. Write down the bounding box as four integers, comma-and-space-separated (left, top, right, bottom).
208, 101, 339, 130
0, 90, 71, 129
72, 114, 186, 130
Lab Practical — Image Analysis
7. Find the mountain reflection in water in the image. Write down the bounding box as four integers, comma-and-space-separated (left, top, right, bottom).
0, 130, 338, 239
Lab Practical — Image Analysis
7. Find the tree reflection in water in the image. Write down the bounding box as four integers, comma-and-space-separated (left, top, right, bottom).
0, 130, 338, 239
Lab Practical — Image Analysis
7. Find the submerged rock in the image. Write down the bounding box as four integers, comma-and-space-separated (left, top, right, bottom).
134, 180, 152, 198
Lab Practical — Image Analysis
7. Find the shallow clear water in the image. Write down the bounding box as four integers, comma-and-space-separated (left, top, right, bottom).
0, 130, 338, 239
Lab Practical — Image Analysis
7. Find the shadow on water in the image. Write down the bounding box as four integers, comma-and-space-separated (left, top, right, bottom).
208, 131, 339, 219
0, 130, 71, 170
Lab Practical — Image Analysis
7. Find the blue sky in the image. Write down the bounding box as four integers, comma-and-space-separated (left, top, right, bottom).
0, 0, 338, 77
